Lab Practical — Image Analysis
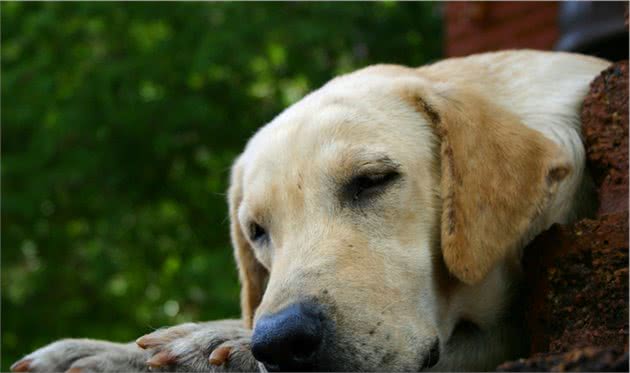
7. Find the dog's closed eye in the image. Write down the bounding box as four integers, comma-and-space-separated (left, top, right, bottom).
345, 170, 401, 203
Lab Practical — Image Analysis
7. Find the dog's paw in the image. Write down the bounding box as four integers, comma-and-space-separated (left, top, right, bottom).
136, 320, 259, 372
10, 339, 149, 373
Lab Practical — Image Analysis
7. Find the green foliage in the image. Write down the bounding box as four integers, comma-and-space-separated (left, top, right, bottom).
1, 2, 442, 369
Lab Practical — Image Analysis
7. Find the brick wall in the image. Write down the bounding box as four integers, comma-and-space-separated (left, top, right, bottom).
445, 2, 559, 57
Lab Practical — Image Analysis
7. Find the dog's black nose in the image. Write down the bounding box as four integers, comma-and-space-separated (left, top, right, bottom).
251, 302, 324, 371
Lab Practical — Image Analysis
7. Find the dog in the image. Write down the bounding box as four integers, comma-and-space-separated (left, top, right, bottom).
12, 50, 609, 372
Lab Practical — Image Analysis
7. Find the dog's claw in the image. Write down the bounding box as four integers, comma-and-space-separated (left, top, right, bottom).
10, 359, 32, 372
136, 335, 156, 349
147, 351, 175, 368
65, 367, 83, 373
209, 346, 232, 366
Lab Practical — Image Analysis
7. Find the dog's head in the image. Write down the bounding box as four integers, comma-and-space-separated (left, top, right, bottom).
228, 65, 570, 371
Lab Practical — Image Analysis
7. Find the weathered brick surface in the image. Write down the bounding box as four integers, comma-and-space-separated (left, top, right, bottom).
523, 213, 628, 354
497, 347, 628, 372
582, 61, 629, 216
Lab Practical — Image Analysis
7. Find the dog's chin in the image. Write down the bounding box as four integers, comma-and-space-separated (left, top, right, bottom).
314, 337, 424, 372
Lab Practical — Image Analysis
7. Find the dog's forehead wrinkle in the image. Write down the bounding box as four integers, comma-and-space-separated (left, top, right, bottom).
354, 154, 401, 175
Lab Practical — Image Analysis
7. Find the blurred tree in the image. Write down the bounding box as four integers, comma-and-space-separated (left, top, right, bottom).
1, 2, 442, 369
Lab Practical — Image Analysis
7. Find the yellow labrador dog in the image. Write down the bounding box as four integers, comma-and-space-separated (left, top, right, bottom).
12, 50, 609, 372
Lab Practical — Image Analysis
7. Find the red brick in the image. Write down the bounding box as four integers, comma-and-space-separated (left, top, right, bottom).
445, 1, 559, 57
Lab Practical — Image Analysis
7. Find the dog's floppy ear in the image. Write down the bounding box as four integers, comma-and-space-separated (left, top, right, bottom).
409, 87, 571, 285
229, 158, 269, 328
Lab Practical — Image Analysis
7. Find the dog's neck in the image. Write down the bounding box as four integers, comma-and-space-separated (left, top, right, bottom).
438, 260, 520, 339
430, 261, 527, 371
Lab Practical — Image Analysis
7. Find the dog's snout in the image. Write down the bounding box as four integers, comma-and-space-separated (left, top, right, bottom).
251, 302, 325, 371
421, 339, 440, 369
